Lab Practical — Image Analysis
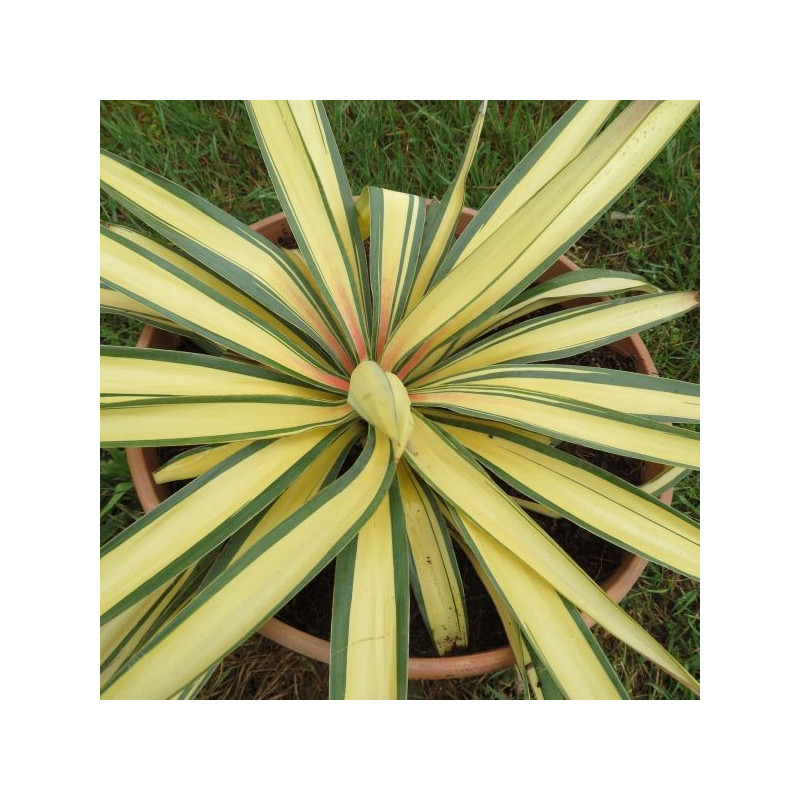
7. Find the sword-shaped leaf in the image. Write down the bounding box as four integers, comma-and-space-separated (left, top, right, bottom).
102, 428, 395, 699
358, 187, 426, 355
108, 225, 336, 370
330, 481, 410, 699
448, 507, 627, 699
101, 287, 190, 338
441, 268, 659, 357
420, 291, 699, 384
412, 386, 699, 469
101, 396, 353, 448
151, 431, 361, 698
100, 425, 350, 623
403, 415, 699, 694
246, 101, 370, 361
101, 562, 206, 688
438, 417, 699, 579
100, 226, 348, 392
100, 349, 352, 446
139, 432, 361, 700
153, 441, 254, 484
101, 346, 334, 401
413, 361, 700, 423
100, 151, 353, 371
382, 101, 697, 377
406, 101, 487, 308
396, 462, 467, 655
454, 538, 548, 698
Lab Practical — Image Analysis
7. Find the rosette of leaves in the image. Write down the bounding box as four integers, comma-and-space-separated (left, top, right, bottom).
100, 100, 700, 700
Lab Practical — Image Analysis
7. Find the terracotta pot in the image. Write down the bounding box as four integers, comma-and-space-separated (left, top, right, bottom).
126, 208, 673, 681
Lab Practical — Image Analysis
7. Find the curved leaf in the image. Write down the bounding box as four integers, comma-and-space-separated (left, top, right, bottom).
102, 428, 395, 700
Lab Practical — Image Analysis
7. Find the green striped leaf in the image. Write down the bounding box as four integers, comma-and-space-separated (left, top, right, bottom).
108, 224, 337, 370
453, 539, 546, 698
112, 518, 266, 697
431, 101, 619, 289
442, 268, 659, 356
330, 480, 410, 699
412, 386, 700, 469
101, 551, 217, 688
153, 441, 253, 484
420, 291, 699, 383
100, 151, 353, 371
100, 425, 351, 623
100, 287, 190, 336
422, 407, 689, 520
413, 362, 700, 423
101, 396, 354, 447
382, 101, 697, 377
447, 506, 627, 699
128, 431, 361, 698
359, 187, 426, 355
438, 416, 700, 579
396, 462, 467, 655
101, 346, 335, 401
100, 226, 348, 392
246, 101, 370, 361
100, 346, 352, 446
404, 414, 698, 695
406, 101, 486, 308
102, 428, 395, 700
228, 425, 362, 563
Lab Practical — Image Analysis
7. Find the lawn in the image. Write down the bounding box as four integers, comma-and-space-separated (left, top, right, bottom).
100, 100, 700, 699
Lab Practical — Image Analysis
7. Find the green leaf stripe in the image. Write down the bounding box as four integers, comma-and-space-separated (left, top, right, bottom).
100, 150, 350, 370
413, 363, 700, 422
413, 387, 700, 468
245, 101, 370, 362
101, 428, 396, 699
100, 226, 348, 392
330, 480, 410, 699
438, 414, 699, 578
100, 426, 351, 624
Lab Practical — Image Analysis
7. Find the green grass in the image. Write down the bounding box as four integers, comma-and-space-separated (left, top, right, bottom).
100, 100, 700, 700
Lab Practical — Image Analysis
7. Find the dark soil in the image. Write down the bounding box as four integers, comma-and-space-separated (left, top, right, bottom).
175, 337, 206, 355
275, 224, 297, 250
556, 347, 637, 372
275, 227, 371, 259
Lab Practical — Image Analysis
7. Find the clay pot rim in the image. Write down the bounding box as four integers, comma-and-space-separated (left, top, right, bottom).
125, 206, 672, 681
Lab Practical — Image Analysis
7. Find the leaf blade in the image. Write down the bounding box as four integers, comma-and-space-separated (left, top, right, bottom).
396, 463, 467, 655
404, 414, 699, 694
439, 417, 700, 578
102, 428, 395, 700
100, 150, 353, 371
382, 101, 697, 376
100, 426, 351, 622
100, 226, 348, 392
329, 481, 410, 700
246, 101, 370, 361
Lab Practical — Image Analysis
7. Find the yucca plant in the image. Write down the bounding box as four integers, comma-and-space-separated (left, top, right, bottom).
100, 100, 700, 700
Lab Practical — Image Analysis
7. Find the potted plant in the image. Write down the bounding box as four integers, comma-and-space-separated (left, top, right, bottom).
100, 100, 700, 700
